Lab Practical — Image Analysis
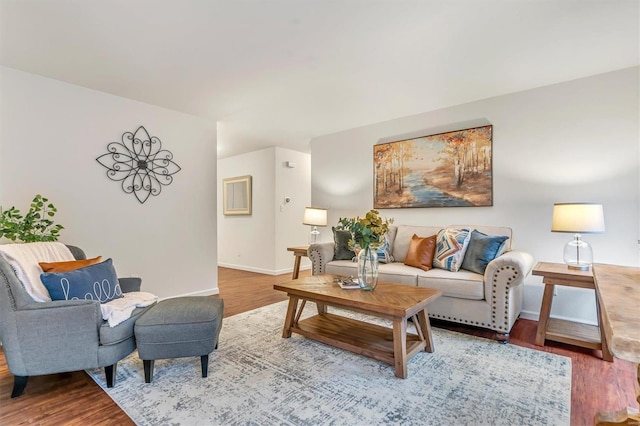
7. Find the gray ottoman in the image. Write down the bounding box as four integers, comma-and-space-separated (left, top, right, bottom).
134, 296, 224, 383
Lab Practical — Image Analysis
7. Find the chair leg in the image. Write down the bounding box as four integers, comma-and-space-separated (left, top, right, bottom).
105, 363, 117, 388
143, 360, 154, 383
11, 375, 28, 398
201, 355, 209, 378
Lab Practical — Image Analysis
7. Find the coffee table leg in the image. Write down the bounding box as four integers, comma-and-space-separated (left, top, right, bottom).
282, 296, 299, 338
417, 309, 434, 353
316, 302, 327, 314
393, 318, 408, 379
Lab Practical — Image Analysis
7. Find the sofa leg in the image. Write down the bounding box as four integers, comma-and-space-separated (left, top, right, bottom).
496, 332, 510, 344
144, 360, 154, 383
201, 355, 209, 378
105, 363, 117, 388
11, 375, 28, 398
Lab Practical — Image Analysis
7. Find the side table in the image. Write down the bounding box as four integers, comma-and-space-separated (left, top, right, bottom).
286, 246, 309, 279
532, 261, 613, 361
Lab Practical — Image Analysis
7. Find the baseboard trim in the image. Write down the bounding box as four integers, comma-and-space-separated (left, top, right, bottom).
519, 309, 598, 326
218, 263, 311, 276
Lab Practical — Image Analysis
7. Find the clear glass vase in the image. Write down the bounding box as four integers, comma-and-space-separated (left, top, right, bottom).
357, 245, 379, 291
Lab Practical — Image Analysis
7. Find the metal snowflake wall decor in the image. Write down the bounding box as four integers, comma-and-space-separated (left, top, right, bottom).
96, 126, 181, 204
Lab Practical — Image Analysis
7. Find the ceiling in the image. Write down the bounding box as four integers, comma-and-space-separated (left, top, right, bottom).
1, 1, 638, 158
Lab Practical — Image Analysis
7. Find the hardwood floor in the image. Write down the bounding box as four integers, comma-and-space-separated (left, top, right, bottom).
0, 267, 636, 425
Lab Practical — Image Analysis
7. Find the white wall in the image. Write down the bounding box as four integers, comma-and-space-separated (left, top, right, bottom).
217, 147, 311, 274
0, 67, 219, 299
275, 148, 312, 272
217, 148, 276, 272
310, 67, 639, 325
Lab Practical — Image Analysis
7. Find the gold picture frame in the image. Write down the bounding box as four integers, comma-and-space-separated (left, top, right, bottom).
223, 175, 252, 215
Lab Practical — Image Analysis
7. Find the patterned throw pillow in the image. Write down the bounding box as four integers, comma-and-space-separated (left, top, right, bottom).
404, 234, 436, 271
461, 230, 509, 274
333, 227, 355, 260
40, 258, 123, 303
432, 228, 472, 272
376, 238, 395, 264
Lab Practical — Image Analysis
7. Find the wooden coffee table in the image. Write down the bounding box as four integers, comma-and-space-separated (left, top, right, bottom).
273, 274, 442, 378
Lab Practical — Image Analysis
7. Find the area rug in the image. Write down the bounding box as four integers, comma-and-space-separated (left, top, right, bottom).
87, 301, 571, 425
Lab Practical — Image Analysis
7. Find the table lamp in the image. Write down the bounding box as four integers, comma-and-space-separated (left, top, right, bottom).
551, 203, 605, 271
303, 207, 327, 244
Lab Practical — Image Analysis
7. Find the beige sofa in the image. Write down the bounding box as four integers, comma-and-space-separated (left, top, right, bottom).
307, 225, 535, 342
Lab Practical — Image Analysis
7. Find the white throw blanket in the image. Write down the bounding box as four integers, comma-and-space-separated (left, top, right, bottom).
0, 242, 74, 302
101, 291, 158, 327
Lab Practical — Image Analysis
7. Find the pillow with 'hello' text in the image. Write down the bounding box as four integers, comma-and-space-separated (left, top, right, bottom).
40, 258, 123, 303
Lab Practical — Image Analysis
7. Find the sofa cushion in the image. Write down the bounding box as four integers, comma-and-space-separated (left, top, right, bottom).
326, 260, 419, 286
39, 256, 103, 273
332, 227, 354, 260
417, 268, 484, 300
392, 225, 442, 262
404, 234, 436, 271
41, 258, 124, 303
461, 230, 509, 274
432, 228, 472, 272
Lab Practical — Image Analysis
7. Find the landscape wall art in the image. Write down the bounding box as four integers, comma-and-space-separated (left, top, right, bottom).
373, 125, 493, 208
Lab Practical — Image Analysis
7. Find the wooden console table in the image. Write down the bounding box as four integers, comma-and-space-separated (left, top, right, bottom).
532, 262, 612, 361
593, 264, 640, 425
287, 246, 309, 279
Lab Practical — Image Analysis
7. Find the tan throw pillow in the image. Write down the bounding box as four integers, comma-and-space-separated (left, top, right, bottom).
39, 256, 103, 272
403, 234, 436, 271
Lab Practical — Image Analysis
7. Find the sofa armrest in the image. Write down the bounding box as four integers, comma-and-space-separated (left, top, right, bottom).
307, 242, 335, 275
118, 277, 142, 293
483, 250, 535, 334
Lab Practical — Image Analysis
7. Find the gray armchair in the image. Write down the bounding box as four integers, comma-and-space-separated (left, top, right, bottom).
0, 245, 153, 397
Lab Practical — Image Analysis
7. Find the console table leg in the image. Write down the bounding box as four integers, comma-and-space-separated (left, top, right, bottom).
535, 283, 555, 346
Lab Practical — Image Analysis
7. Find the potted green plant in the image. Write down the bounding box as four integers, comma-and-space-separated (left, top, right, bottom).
0, 194, 64, 242
336, 209, 393, 290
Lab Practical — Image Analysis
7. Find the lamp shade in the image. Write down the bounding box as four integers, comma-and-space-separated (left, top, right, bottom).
551, 203, 605, 234
303, 207, 328, 227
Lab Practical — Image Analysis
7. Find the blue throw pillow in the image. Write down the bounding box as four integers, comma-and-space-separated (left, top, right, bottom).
41, 258, 124, 303
461, 230, 509, 274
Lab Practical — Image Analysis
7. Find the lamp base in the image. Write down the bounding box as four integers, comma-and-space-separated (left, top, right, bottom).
563, 234, 593, 272
567, 264, 590, 271
309, 226, 320, 244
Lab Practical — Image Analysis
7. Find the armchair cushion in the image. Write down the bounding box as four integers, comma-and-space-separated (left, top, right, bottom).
99, 305, 154, 345
41, 258, 123, 303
